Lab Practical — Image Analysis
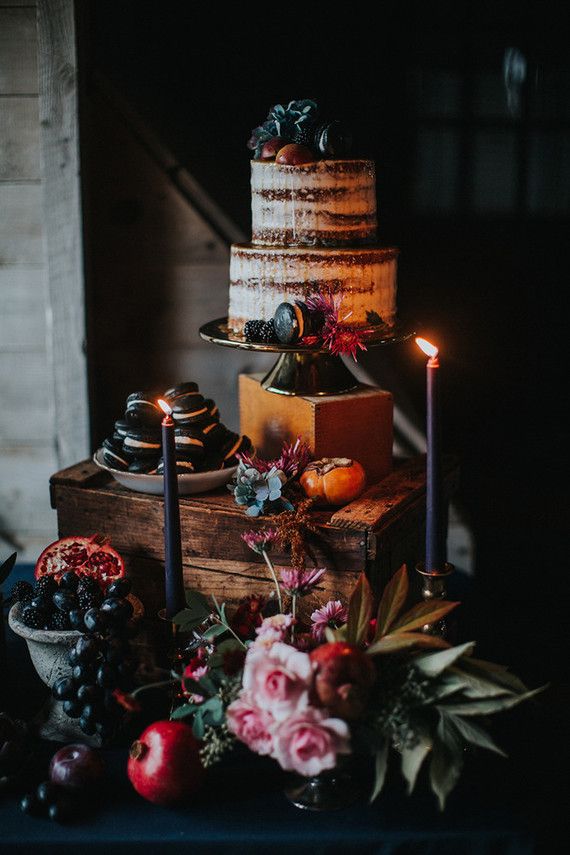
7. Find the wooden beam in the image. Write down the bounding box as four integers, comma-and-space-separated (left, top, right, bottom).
36, 0, 89, 465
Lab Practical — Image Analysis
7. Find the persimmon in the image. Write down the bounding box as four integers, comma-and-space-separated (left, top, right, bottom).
300, 458, 366, 506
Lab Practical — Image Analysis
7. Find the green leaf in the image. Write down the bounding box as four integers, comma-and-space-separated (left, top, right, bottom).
324, 626, 347, 643
428, 673, 468, 701
208, 638, 244, 669
197, 675, 217, 696
369, 740, 389, 803
390, 600, 460, 634
203, 623, 227, 640
438, 685, 547, 716
367, 631, 450, 655
414, 642, 476, 678
448, 665, 515, 699
193, 711, 205, 740
171, 703, 199, 720
444, 713, 507, 757
401, 733, 432, 794
375, 564, 409, 639
346, 573, 373, 646
461, 657, 529, 694
0, 552, 17, 585
185, 588, 211, 613
429, 736, 463, 811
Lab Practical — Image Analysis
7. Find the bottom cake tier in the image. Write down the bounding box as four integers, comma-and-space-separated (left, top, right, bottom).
228, 243, 398, 333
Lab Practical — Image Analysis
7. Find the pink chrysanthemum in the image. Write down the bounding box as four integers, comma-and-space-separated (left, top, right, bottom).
280, 567, 326, 597
237, 437, 311, 479
310, 600, 349, 641
241, 528, 279, 555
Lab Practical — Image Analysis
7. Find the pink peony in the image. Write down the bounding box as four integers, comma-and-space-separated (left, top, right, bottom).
242, 641, 312, 721
226, 693, 275, 755
272, 706, 351, 777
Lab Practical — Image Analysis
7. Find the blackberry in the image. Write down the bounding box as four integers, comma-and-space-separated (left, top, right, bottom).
10, 580, 34, 604
244, 319, 266, 342
21, 605, 45, 630
34, 576, 58, 597
292, 123, 314, 148
78, 589, 102, 611
259, 319, 277, 344
77, 576, 99, 592
48, 611, 71, 632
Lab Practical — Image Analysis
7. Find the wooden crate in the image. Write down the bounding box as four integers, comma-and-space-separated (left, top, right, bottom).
239, 374, 393, 485
49, 456, 459, 622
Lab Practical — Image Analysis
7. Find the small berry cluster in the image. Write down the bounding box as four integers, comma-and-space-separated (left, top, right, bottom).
244, 318, 277, 344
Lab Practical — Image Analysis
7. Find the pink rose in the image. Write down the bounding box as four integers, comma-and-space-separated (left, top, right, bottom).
242, 641, 312, 721
272, 706, 351, 777
226, 693, 275, 755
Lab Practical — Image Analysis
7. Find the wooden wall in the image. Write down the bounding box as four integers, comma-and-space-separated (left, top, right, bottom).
83, 83, 274, 445
0, 0, 58, 560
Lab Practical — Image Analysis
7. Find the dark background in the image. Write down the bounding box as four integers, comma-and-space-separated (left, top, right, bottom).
83, 0, 568, 741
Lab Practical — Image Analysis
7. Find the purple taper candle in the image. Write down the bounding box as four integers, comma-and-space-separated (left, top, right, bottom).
416, 338, 446, 571
158, 399, 186, 618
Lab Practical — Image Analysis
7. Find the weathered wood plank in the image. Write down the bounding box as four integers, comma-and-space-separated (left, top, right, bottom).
0, 445, 58, 543
37, 0, 89, 465
0, 7, 38, 94
0, 267, 47, 350
330, 456, 459, 531
0, 350, 54, 443
0, 184, 43, 264
0, 95, 41, 179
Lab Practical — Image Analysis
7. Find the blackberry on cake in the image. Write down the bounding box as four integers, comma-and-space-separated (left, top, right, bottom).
244, 320, 266, 342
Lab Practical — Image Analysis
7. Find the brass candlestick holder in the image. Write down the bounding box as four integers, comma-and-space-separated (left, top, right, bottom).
415, 562, 455, 636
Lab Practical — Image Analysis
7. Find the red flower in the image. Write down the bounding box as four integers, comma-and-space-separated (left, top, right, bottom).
112, 689, 142, 713
230, 594, 266, 641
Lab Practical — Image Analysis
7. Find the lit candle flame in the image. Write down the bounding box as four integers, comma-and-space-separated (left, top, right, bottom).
416, 337, 439, 359
157, 398, 172, 416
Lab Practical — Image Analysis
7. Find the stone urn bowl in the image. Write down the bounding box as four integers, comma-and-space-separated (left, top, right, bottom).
8, 595, 144, 746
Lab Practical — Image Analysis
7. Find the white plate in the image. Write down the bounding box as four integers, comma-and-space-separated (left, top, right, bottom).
93, 448, 237, 496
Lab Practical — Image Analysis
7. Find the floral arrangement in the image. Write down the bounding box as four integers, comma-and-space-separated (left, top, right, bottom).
247, 100, 318, 159
151, 543, 542, 809
229, 438, 312, 517
298, 293, 372, 361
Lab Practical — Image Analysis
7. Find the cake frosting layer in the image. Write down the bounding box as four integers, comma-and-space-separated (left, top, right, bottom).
251, 159, 377, 247
228, 244, 398, 332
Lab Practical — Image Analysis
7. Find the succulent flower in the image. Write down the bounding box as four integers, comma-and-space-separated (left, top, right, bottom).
230, 461, 293, 517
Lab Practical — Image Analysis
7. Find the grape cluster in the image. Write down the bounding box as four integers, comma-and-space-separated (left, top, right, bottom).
20, 781, 76, 823
50, 576, 138, 741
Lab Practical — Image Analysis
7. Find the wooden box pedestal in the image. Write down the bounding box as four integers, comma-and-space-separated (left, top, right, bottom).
49, 457, 459, 654
239, 374, 393, 485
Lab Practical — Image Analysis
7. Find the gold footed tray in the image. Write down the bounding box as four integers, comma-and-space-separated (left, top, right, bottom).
199, 317, 416, 396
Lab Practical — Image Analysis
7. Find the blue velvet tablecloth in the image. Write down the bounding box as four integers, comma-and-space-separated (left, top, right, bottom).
0, 565, 560, 854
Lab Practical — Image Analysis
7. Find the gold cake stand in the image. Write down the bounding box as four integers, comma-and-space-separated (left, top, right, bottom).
199, 317, 416, 396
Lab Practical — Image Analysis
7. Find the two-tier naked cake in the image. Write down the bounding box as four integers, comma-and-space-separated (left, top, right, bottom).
228, 100, 399, 337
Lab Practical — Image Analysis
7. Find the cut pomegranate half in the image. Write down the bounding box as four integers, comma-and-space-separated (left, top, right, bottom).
35, 534, 125, 588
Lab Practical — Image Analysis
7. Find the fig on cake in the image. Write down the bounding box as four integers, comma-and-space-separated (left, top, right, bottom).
275, 143, 314, 165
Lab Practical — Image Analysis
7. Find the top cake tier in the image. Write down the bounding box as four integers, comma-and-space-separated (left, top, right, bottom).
251, 159, 377, 247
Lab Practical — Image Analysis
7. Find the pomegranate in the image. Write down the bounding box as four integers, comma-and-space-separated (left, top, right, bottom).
128, 721, 204, 806
310, 642, 376, 720
35, 535, 125, 588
